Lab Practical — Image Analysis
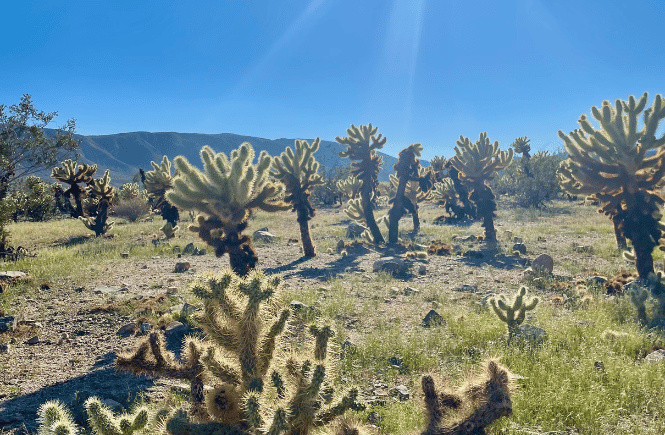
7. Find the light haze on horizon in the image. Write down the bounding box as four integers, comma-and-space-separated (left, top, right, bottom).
2, 0, 664, 160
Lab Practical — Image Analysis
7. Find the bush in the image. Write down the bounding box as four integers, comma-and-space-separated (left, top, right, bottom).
494, 150, 566, 208
9, 176, 60, 222
310, 166, 350, 207
110, 196, 151, 222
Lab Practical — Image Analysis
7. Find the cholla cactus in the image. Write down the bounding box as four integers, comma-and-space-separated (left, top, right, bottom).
451, 133, 513, 244
344, 197, 388, 244
511, 136, 532, 177
558, 93, 665, 279
38, 400, 79, 435
628, 272, 665, 328
118, 182, 147, 202
421, 360, 513, 435
142, 156, 180, 239
429, 155, 448, 182
116, 269, 359, 433
51, 159, 97, 218
84, 397, 150, 435
489, 287, 539, 339
387, 143, 435, 243
165, 144, 289, 276
79, 169, 114, 236
337, 124, 387, 244
336, 175, 362, 201
431, 178, 462, 218
272, 138, 324, 257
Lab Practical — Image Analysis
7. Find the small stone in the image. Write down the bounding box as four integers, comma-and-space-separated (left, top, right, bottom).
336, 239, 345, 253
403, 286, 419, 296
0, 343, 9, 353
391, 385, 410, 401
645, 349, 665, 362
0, 316, 17, 333
367, 412, 382, 424
172, 246, 181, 253
26, 335, 39, 345
40, 282, 52, 290
0, 271, 27, 279
151, 256, 161, 259
512, 243, 527, 255
253, 230, 277, 243
101, 398, 123, 412
166, 286, 178, 295
181, 303, 197, 318
117, 323, 136, 337
531, 254, 554, 274
290, 300, 307, 310
140, 323, 152, 333
183, 243, 196, 255
174, 261, 191, 273
509, 323, 547, 344
93, 285, 120, 295
198, 249, 207, 256
504, 230, 513, 240
390, 286, 400, 295
422, 310, 444, 328
453, 284, 477, 292
513, 237, 523, 244
418, 265, 427, 275
594, 361, 605, 372
373, 257, 407, 274
347, 222, 368, 238
121, 252, 129, 258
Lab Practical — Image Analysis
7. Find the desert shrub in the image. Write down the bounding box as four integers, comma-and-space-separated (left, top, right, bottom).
310, 165, 350, 207
494, 150, 566, 208
111, 195, 152, 222
8, 176, 60, 222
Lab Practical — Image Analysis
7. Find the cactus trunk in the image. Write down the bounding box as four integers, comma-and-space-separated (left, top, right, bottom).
227, 234, 259, 277
362, 188, 384, 244
296, 205, 316, 257
470, 184, 497, 245
388, 177, 409, 245
620, 192, 661, 279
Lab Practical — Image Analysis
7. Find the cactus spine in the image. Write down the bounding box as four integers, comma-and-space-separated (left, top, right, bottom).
79, 169, 114, 236
38, 400, 79, 435
84, 397, 150, 435
387, 143, 435, 244
337, 124, 387, 244
558, 93, 665, 279
336, 175, 362, 201
489, 287, 539, 339
421, 360, 513, 435
51, 159, 97, 218
142, 156, 180, 238
272, 138, 324, 257
450, 133, 513, 244
165, 144, 289, 276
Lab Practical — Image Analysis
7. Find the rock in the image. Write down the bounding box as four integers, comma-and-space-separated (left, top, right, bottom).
460, 235, 477, 242
645, 349, 665, 362
101, 398, 124, 412
347, 222, 368, 238
367, 412, 382, 424
418, 265, 427, 275
290, 300, 307, 310
336, 239, 345, 253
512, 243, 527, 255
509, 323, 547, 344
0, 342, 9, 353
573, 244, 593, 253
93, 285, 121, 295
403, 286, 419, 296
257, 227, 269, 232
422, 310, 444, 328
253, 230, 276, 243
513, 237, 523, 244
120, 252, 129, 258
182, 243, 196, 255
373, 257, 407, 274
172, 245, 181, 253
453, 284, 477, 292
25, 335, 39, 345
586, 276, 608, 286
174, 261, 191, 273
197, 248, 207, 256
0, 412, 24, 425
165, 321, 188, 356
166, 286, 179, 295
594, 361, 605, 372
117, 323, 135, 337
391, 385, 410, 401
140, 323, 152, 334
0, 316, 16, 333
531, 254, 554, 274
181, 303, 197, 319
0, 271, 27, 279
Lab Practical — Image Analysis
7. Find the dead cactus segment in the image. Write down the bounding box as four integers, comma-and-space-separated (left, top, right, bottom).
421, 360, 513, 435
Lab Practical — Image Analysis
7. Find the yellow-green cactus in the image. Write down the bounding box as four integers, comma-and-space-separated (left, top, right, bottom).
429, 155, 448, 181
337, 124, 387, 244
166, 144, 289, 275
558, 93, 665, 279
336, 175, 362, 201
451, 132, 513, 244
84, 397, 150, 435
489, 287, 539, 339
344, 197, 388, 244
79, 169, 115, 236
51, 159, 97, 218
272, 138, 324, 257
38, 400, 79, 435
142, 156, 180, 238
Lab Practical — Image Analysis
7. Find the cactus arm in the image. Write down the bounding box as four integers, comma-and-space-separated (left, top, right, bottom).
258, 309, 291, 376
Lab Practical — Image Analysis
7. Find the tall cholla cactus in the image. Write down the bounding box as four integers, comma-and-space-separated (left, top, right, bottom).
344, 197, 388, 244
431, 178, 462, 218
558, 93, 665, 279
511, 136, 532, 177
142, 156, 180, 238
429, 155, 448, 182
116, 269, 360, 434
337, 124, 387, 244
336, 175, 362, 201
451, 133, 513, 245
421, 360, 513, 435
166, 144, 290, 276
389, 165, 434, 234
51, 159, 97, 218
79, 169, 114, 236
272, 138, 324, 257
387, 143, 435, 244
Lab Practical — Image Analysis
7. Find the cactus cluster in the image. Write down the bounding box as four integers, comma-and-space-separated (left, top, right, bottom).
337, 124, 387, 245
116, 269, 359, 434
336, 175, 362, 201
272, 138, 324, 257
421, 360, 513, 435
387, 143, 435, 244
79, 169, 115, 236
450, 133, 513, 244
142, 156, 180, 239
166, 144, 290, 276
51, 159, 97, 218
558, 93, 665, 279
489, 287, 539, 340
429, 155, 448, 182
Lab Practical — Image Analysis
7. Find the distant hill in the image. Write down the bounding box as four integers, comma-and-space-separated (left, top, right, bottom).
41, 131, 400, 186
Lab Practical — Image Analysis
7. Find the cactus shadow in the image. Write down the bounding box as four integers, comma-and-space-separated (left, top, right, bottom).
264, 244, 370, 281
0, 367, 154, 433
457, 252, 530, 270
52, 235, 92, 248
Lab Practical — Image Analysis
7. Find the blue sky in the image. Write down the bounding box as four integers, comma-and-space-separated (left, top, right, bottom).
2, 0, 663, 160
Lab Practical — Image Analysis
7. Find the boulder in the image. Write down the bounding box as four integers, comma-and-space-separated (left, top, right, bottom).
347, 222, 368, 238
422, 309, 444, 327
253, 230, 276, 243
531, 254, 554, 274
645, 349, 665, 362
512, 243, 527, 255
174, 261, 191, 273
373, 257, 407, 274
508, 323, 547, 344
